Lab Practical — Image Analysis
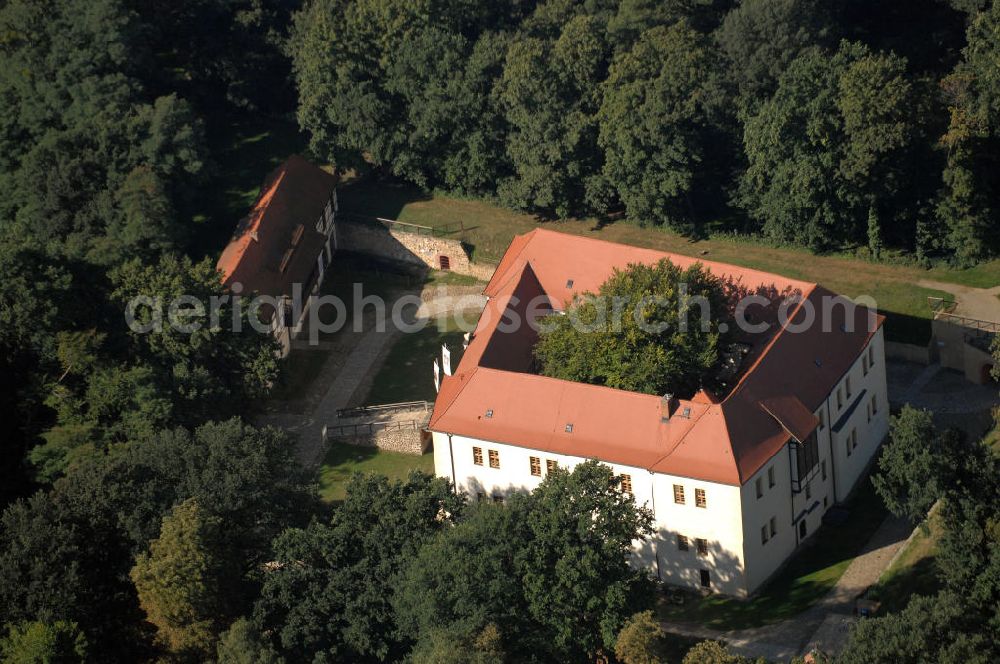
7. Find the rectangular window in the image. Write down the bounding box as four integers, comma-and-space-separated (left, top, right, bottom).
761, 525, 769, 544
546, 459, 558, 474
805, 482, 812, 500
870, 394, 878, 416
869, 346, 875, 366
755, 477, 763, 499
846, 437, 852, 457
846, 429, 858, 457
677, 535, 689, 551
796, 432, 820, 480
846, 376, 852, 398
673, 484, 685, 505
488, 449, 500, 469
818, 408, 826, 430
472, 447, 483, 466
770, 517, 777, 537
696, 538, 708, 556
821, 460, 827, 481
837, 387, 843, 410
695, 488, 707, 509
620, 474, 633, 494
768, 466, 776, 488
862, 355, 869, 376
530, 456, 541, 477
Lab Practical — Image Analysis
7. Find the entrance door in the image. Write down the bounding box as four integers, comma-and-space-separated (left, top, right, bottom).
699, 569, 710, 588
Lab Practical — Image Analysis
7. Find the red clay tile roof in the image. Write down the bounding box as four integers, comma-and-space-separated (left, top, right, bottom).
430, 229, 884, 486
216, 155, 337, 298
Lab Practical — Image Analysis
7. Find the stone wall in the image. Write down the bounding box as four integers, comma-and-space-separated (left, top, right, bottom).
931, 317, 998, 385
328, 428, 430, 456
337, 219, 496, 281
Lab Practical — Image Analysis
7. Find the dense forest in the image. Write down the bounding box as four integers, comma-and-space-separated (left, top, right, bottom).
290, 0, 1000, 265
0, 0, 999, 661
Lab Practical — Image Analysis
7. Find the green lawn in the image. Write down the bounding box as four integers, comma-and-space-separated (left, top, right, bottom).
318, 441, 434, 502
364, 312, 480, 405
338, 179, 1000, 345
870, 509, 943, 614
658, 481, 888, 630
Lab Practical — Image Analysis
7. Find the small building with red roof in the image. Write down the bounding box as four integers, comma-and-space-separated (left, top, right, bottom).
216, 155, 338, 354
429, 229, 889, 597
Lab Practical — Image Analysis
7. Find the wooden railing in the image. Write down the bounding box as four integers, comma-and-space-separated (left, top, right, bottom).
324, 416, 430, 440
336, 400, 432, 419
936, 311, 1000, 334
339, 211, 464, 237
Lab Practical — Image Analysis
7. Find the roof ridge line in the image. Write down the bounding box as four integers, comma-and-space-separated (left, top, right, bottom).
484, 230, 538, 294
645, 405, 716, 472
529, 228, 815, 291
428, 367, 479, 429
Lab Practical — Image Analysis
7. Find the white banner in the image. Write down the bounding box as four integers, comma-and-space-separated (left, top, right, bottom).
433, 358, 440, 393
442, 344, 452, 376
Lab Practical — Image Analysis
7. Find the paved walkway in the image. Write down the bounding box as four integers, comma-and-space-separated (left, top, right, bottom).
917, 279, 1000, 322
259, 287, 485, 466
661, 516, 912, 661
887, 361, 1000, 417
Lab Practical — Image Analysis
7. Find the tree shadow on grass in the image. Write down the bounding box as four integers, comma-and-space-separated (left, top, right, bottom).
870, 555, 940, 614
338, 177, 433, 221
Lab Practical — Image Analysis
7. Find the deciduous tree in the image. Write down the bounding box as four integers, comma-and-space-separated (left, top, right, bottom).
739, 42, 916, 250
0, 620, 88, 664
615, 610, 665, 664
598, 22, 727, 231
130, 498, 234, 659
534, 259, 732, 397
255, 472, 462, 662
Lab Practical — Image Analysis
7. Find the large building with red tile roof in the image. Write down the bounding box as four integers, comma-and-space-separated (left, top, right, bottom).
429, 229, 889, 597
216, 155, 338, 354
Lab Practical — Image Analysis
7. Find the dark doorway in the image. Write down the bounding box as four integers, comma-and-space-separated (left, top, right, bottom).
699, 569, 710, 588
439, 255, 451, 270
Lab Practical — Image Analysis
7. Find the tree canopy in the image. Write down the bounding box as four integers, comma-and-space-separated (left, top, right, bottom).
286, 0, 999, 264
534, 259, 733, 397
844, 406, 1000, 662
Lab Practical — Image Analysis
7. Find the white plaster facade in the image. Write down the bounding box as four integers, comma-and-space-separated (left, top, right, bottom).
432, 327, 889, 597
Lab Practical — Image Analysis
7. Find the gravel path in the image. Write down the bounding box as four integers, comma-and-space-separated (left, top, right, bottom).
258, 286, 486, 466
887, 361, 1000, 417
660, 515, 912, 661
917, 279, 1000, 322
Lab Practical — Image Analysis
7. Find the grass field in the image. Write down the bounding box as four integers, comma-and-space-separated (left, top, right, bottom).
339, 179, 998, 345
364, 312, 479, 404
870, 509, 943, 614
318, 442, 434, 502
658, 481, 887, 630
